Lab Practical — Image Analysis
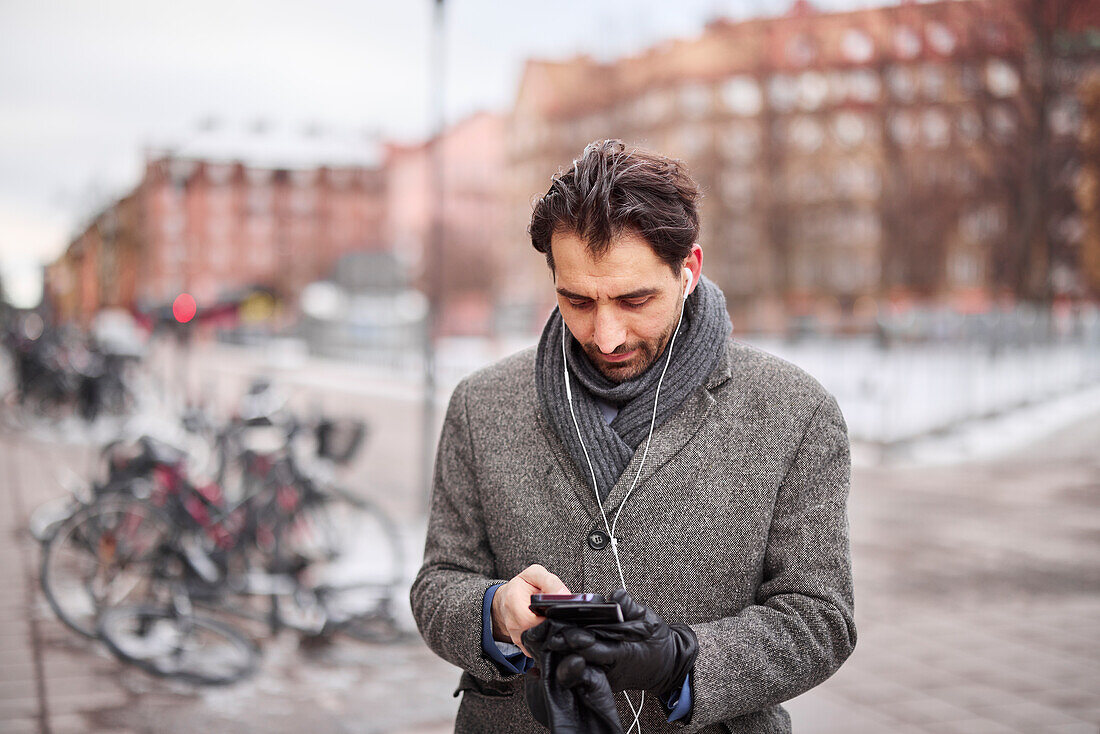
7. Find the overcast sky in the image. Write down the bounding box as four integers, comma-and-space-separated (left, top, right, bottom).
0, 0, 869, 307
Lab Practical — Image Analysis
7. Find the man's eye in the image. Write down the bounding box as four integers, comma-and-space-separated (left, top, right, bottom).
622, 298, 650, 309
568, 299, 592, 309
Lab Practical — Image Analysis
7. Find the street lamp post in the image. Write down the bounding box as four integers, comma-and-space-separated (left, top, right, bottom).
421, 0, 446, 515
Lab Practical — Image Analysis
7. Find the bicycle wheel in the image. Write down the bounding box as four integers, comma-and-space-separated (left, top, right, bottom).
97, 604, 258, 685
277, 488, 404, 637
40, 497, 173, 637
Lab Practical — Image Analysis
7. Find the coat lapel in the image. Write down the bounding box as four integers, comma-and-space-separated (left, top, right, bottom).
537, 342, 736, 523
536, 406, 605, 523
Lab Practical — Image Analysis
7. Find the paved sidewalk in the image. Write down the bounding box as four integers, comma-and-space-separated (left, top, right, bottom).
785, 412, 1100, 732
1, 403, 1098, 733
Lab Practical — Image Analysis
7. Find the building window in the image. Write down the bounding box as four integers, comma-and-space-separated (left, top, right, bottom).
959, 63, 983, 96
961, 203, 1005, 242
767, 74, 798, 113
679, 83, 711, 119
580, 112, 611, 141
849, 209, 881, 245
835, 160, 881, 198
247, 188, 272, 215
921, 64, 946, 100
720, 170, 755, 209
949, 251, 979, 286
638, 89, 673, 123
206, 163, 234, 186
676, 125, 708, 156
988, 105, 1017, 143
926, 22, 957, 55
290, 189, 315, 216
721, 76, 763, 117
833, 111, 868, 148
921, 109, 950, 148
826, 71, 848, 104
786, 33, 817, 67
1050, 96, 1082, 138
719, 122, 761, 162
788, 169, 828, 203
894, 26, 921, 59
290, 169, 315, 188
328, 169, 354, 189
985, 59, 1020, 98
162, 213, 185, 239
847, 69, 881, 103
169, 159, 196, 187
888, 110, 919, 146
210, 232, 229, 270
957, 109, 982, 142
208, 189, 234, 219
886, 65, 918, 102
789, 116, 825, 153
796, 72, 829, 111
842, 28, 875, 63
982, 23, 1010, 53
245, 167, 273, 186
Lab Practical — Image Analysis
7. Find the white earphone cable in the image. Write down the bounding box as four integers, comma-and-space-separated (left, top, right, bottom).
561, 277, 690, 734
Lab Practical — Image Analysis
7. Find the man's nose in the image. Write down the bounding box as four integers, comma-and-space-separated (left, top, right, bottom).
592, 306, 626, 354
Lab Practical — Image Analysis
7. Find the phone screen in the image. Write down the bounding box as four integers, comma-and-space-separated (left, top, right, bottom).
529, 594, 623, 624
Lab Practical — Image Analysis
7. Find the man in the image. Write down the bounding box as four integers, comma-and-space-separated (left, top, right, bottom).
411, 140, 855, 733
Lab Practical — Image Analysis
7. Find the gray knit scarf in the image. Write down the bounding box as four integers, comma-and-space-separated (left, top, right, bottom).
535, 275, 732, 500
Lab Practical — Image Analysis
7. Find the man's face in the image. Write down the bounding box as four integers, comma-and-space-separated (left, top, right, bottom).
551, 229, 697, 383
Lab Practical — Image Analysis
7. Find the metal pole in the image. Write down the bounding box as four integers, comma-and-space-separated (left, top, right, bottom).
420, 0, 446, 515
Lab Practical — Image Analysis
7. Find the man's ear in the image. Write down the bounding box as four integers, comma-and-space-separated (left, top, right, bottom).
682, 244, 703, 296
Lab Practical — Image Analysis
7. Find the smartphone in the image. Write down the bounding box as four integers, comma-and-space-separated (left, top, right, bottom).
529, 593, 624, 624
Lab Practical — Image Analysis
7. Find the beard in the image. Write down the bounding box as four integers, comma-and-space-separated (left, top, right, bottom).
580, 319, 677, 383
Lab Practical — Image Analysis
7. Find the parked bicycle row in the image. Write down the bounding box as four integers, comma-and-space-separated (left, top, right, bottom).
1, 312, 144, 428
30, 378, 407, 685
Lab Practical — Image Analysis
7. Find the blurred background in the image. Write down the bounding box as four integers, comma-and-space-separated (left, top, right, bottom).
1, 0, 1098, 732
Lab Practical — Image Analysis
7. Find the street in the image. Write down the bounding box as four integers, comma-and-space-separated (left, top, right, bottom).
1, 364, 1098, 733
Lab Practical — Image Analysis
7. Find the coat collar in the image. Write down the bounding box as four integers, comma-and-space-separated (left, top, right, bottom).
536, 341, 734, 523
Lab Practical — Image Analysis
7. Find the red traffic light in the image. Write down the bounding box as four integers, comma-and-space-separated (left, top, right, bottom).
173, 293, 197, 323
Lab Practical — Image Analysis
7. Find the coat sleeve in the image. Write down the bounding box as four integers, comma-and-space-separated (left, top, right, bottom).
409, 380, 516, 682
682, 392, 857, 731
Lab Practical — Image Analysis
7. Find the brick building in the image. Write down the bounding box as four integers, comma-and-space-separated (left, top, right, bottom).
383, 111, 511, 336
46, 124, 385, 326
507, 0, 1100, 334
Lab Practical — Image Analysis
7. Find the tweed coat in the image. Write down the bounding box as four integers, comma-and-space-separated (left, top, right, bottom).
410, 339, 856, 733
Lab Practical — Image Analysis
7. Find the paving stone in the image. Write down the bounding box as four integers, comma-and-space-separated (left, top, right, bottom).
787, 692, 925, 734
1044, 724, 1100, 734
884, 695, 985, 726
830, 677, 916, 706
0, 678, 37, 701
44, 685, 130, 715
973, 701, 1094, 729
928, 682, 1032, 713
967, 665, 1054, 695
0, 634, 33, 654
932, 716, 1024, 734
0, 661, 37, 684
50, 711, 139, 734
0, 696, 37, 720
0, 716, 38, 733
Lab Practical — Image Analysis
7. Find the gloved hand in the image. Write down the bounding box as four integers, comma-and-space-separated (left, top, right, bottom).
544, 589, 698, 700
523, 619, 623, 734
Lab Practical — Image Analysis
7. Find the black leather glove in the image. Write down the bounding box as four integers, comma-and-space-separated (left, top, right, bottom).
523, 619, 624, 734
545, 589, 698, 700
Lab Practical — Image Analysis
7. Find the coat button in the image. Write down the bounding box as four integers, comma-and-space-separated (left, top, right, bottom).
587, 528, 610, 550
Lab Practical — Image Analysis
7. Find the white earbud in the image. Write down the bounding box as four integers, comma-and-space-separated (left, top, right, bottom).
682, 268, 692, 299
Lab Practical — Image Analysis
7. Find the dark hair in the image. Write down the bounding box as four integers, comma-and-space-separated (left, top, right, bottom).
528, 139, 700, 273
